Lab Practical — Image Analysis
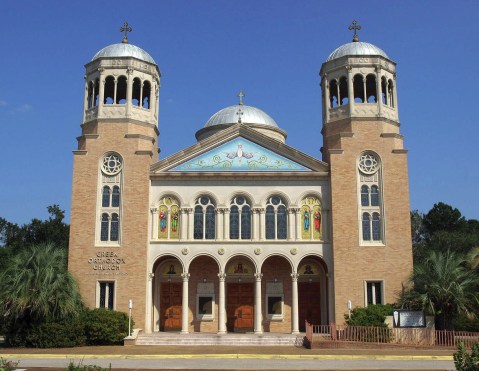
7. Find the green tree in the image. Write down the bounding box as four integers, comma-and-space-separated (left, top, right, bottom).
423, 202, 467, 235
0, 243, 83, 345
400, 250, 479, 330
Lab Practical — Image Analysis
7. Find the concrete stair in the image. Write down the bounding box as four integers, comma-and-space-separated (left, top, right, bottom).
136, 332, 304, 346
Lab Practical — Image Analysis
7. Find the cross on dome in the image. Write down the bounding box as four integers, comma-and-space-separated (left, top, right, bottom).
120, 22, 132, 44
348, 20, 361, 42
237, 91, 245, 105
236, 108, 243, 124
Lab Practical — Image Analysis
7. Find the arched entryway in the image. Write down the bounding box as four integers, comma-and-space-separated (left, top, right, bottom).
152, 256, 183, 332
297, 256, 328, 331
261, 255, 293, 333
188, 255, 220, 333
225, 256, 256, 333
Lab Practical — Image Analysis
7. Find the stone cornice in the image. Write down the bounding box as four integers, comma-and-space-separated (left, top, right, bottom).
150, 171, 329, 180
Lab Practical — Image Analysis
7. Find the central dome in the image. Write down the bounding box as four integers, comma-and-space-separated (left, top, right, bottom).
204, 105, 278, 128
92, 43, 157, 65
326, 41, 389, 62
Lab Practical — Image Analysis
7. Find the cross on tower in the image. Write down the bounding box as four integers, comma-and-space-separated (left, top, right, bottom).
348, 20, 361, 42
237, 90, 245, 105
120, 22, 132, 44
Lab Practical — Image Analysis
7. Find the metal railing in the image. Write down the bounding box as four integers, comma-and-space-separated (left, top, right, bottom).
304, 321, 479, 349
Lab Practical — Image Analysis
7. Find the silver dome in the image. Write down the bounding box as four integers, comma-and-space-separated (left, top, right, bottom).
204, 105, 278, 128
92, 43, 156, 64
326, 41, 389, 62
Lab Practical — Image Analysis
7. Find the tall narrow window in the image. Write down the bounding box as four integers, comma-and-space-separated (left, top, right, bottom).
102, 186, 111, 207
132, 78, 141, 106
339, 76, 349, 105
366, 74, 377, 103
230, 196, 251, 240
98, 152, 122, 245
158, 196, 180, 240
301, 196, 322, 240
265, 196, 287, 240
142, 81, 151, 109
104, 76, 115, 104
353, 74, 365, 103
366, 281, 383, 305
358, 152, 383, 244
99, 281, 115, 309
100, 213, 109, 241
329, 79, 338, 108
193, 197, 216, 240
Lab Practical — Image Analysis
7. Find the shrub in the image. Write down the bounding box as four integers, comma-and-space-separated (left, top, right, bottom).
25, 317, 85, 348
65, 359, 111, 371
453, 341, 479, 371
82, 308, 132, 345
345, 304, 393, 327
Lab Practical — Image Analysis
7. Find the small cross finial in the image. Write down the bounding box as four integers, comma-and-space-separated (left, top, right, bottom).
236, 108, 243, 124
237, 90, 245, 105
120, 22, 132, 44
348, 20, 361, 42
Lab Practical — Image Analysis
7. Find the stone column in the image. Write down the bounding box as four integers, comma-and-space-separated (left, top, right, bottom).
287, 208, 295, 241
323, 75, 330, 122
252, 208, 260, 240
375, 66, 383, 117
295, 208, 302, 240
126, 68, 133, 117
180, 208, 188, 241
216, 208, 224, 241
181, 272, 190, 334
346, 66, 354, 114
146, 272, 155, 333
98, 68, 105, 113
151, 208, 158, 240
187, 208, 194, 240
362, 74, 367, 103
218, 272, 227, 334
392, 74, 398, 109
113, 78, 118, 104
291, 272, 300, 334
254, 273, 263, 334
259, 208, 265, 240
83, 78, 89, 122
224, 209, 230, 240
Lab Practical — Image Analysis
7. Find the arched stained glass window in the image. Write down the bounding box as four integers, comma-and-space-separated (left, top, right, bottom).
102, 186, 111, 207
158, 196, 180, 240
301, 197, 322, 240
361, 185, 369, 206
265, 196, 287, 240
112, 186, 120, 207
362, 213, 371, 241
193, 197, 216, 240
110, 213, 119, 241
100, 213, 109, 241
358, 152, 383, 244
371, 186, 379, 206
372, 213, 381, 241
230, 196, 251, 240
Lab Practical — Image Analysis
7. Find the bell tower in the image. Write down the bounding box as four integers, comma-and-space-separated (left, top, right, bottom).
320, 22, 412, 324
69, 23, 160, 329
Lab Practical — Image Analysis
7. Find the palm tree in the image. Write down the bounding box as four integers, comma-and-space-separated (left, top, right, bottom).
0, 243, 83, 326
400, 250, 479, 330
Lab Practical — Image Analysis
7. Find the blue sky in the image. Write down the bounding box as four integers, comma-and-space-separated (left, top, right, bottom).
0, 0, 478, 224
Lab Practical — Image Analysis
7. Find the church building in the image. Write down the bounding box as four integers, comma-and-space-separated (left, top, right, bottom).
68, 22, 413, 334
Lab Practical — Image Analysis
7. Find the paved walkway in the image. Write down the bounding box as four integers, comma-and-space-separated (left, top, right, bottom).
0, 345, 456, 370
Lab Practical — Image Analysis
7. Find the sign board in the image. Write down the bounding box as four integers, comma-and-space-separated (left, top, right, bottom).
392, 309, 426, 328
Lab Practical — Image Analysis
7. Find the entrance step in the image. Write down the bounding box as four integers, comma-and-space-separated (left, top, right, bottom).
136, 332, 304, 346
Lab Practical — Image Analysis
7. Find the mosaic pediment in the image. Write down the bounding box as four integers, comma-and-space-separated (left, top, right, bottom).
169, 137, 311, 172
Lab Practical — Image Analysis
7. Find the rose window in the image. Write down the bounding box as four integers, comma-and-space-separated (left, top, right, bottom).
102, 154, 123, 175
358, 153, 379, 174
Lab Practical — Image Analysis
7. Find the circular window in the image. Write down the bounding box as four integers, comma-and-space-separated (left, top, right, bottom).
102, 153, 123, 175
200, 197, 209, 205
236, 196, 245, 205
358, 153, 379, 174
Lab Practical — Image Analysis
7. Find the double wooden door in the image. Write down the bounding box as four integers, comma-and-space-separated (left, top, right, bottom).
298, 282, 321, 331
226, 283, 254, 332
160, 282, 182, 331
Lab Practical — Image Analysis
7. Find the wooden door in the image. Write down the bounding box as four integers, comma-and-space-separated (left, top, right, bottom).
160, 282, 182, 331
298, 282, 321, 331
226, 283, 254, 332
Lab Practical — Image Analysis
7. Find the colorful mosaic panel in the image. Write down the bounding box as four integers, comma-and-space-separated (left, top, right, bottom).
170, 137, 311, 172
